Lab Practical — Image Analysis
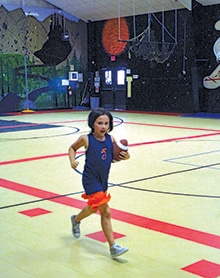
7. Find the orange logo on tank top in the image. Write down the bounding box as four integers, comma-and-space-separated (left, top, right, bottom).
101, 148, 107, 160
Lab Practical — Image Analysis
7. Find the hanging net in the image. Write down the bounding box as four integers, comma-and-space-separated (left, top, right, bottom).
122, 7, 178, 64
128, 27, 176, 63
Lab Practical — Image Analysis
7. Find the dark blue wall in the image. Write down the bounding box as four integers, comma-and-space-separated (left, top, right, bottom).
88, 3, 220, 113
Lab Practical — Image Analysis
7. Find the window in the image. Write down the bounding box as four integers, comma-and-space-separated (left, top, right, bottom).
69, 71, 78, 81
105, 70, 112, 85
117, 70, 125, 85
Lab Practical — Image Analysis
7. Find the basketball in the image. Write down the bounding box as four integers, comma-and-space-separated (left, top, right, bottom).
113, 139, 128, 161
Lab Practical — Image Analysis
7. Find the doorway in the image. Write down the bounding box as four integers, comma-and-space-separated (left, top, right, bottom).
101, 67, 126, 110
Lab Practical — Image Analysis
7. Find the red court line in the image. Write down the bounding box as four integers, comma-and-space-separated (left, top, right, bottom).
0, 153, 68, 165
129, 132, 220, 147
0, 151, 84, 166
1, 132, 219, 166
0, 178, 84, 209
125, 121, 220, 132
111, 209, 220, 250
1, 178, 220, 250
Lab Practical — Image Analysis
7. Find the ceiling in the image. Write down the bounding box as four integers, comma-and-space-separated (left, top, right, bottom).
44, 0, 220, 22
1, 0, 219, 22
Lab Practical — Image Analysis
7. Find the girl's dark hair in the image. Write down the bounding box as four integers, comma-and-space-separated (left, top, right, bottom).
88, 108, 113, 132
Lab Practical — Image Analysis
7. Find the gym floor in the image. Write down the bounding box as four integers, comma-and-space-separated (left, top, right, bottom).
0, 109, 220, 278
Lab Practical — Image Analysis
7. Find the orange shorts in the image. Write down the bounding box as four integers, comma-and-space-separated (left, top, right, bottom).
81, 191, 111, 211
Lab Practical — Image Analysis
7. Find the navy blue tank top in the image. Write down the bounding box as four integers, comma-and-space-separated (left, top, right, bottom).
82, 133, 113, 195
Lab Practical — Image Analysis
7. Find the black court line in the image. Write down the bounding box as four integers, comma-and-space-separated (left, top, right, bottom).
1, 162, 219, 210
113, 162, 220, 198
0, 191, 84, 210
164, 150, 220, 169
0, 128, 80, 141
115, 184, 220, 199
0, 116, 124, 141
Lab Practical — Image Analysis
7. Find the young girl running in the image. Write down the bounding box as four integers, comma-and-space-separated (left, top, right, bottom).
68, 108, 130, 258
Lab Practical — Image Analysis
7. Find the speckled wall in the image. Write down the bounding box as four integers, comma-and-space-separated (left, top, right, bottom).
88, 2, 220, 113
193, 3, 220, 113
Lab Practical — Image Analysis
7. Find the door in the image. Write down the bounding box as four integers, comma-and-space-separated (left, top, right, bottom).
101, 67, 126, 110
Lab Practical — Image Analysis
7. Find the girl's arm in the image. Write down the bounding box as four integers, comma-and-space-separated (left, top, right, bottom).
68, 135, 88, 169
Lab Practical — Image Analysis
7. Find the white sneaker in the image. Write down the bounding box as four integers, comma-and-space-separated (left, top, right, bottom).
110, 243, 129, 258
70, 215, 80, 238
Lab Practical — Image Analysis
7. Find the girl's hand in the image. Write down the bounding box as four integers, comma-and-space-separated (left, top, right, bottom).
119, 151, 130, 160
71, 161, 79, 169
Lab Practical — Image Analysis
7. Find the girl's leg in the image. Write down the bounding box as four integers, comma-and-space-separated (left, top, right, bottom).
98, 203, 114, 247
71, 206, 94, 238
98, 203, 129, 258
72, 203, 129, 257
75, 205, 94, 222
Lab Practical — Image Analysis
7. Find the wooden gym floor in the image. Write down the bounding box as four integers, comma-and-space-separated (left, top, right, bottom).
0, 109, 220, 278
